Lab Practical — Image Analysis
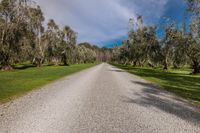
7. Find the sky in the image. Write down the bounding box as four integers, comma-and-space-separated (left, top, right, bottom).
34, 0, 188, 47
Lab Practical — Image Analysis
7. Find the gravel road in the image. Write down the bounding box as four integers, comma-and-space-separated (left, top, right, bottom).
0, 63, 200, 133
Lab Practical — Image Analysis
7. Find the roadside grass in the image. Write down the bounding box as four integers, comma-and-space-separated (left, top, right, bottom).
0, 63, 96, 103
112, 64, 200, 106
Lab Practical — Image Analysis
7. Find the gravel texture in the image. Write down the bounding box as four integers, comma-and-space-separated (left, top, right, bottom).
0, 63, 200, 133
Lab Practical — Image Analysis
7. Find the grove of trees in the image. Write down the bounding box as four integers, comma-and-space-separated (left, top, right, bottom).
0, 0, 112, 71
1, 0, 199, 74
112, 0, 200, 74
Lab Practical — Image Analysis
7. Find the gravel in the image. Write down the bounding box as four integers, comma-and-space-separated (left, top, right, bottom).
0, 63, 199, 133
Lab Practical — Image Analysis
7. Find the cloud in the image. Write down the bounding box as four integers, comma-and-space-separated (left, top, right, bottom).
34, 0, 176, 46
122, 0, 169, 23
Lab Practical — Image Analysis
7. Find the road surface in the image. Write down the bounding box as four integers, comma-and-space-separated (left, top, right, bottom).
0, 63, 200, 133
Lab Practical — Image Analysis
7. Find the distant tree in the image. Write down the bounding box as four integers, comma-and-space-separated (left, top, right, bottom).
160, 22, 178, 70
145, 26, 161, 67
61, 25, 77, 65
112, 46, 119, 63
43, 19, 61, 65
79, 42, 93, 49
171, 25, 188, 68
126, 16, 160, 67
76, 45, 96, 63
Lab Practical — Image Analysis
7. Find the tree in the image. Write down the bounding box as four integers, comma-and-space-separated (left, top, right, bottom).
185, 25, 200, 74
62, 25, 77, 65
160, 22, 177, 70
43, 19, 61, 65
171, 25, 188, 68
112, 46, 121, 63
28, 5, 45, 67
186, 0, 200, 74
0, 0, 32, 70
75, 45, 96, 64
126, 16, 161, 67
187, 0, 200, 15
145, 26, 161, 67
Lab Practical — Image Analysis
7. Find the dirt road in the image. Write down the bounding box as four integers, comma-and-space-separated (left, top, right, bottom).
0, 63, 199, 133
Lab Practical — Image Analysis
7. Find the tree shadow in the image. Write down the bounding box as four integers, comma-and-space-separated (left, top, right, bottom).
121, 81, 200, 124
108, 67, 125, 72
115, 65, 200, 102
58, 64, 70, 66
13, 63, 68, 70
13, 64, 36, 70
108, 69, 125, 72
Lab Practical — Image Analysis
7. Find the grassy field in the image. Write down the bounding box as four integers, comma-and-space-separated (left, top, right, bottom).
113, 64, 200, 106
0, 64, 96, 102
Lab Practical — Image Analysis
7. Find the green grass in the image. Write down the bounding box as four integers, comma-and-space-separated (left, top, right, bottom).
0, 63, 96, 102
112, 64, 200, 106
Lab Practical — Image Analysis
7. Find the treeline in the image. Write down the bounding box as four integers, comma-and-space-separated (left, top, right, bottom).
0, 0, 111, 70
112, 0, 200, 74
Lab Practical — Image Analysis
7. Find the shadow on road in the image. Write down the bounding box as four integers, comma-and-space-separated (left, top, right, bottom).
121, 81, 200, 124
108, 69, 125, 72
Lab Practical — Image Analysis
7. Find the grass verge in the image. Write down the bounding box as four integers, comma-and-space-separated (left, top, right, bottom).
0, 63, 97, 103
112, 64, 200, 106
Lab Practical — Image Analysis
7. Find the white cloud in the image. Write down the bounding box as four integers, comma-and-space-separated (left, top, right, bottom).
34, 0, 170, 46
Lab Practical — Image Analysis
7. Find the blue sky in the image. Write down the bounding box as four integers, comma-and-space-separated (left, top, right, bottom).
35, 0, 188, 47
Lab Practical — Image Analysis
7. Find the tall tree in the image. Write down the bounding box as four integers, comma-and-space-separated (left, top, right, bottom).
0, 0, 31, 70
186, 0, 200, 73
161, 22, 177, 70
146, 26, 161, 67
62, 25, 77, 65
28, 5, 45, 67
44, 19, 61, 65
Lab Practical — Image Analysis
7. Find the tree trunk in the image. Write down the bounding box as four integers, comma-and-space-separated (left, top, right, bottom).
163, 59, 168, 70
62, 54, 69, 66
1, 29, 5, 46
148, 60, 155, 68
192, 61, 200, 74
173, 64, 179, 69
1, 54, 13, 71
124, 59, 128, 65
35, 57, 43, 67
